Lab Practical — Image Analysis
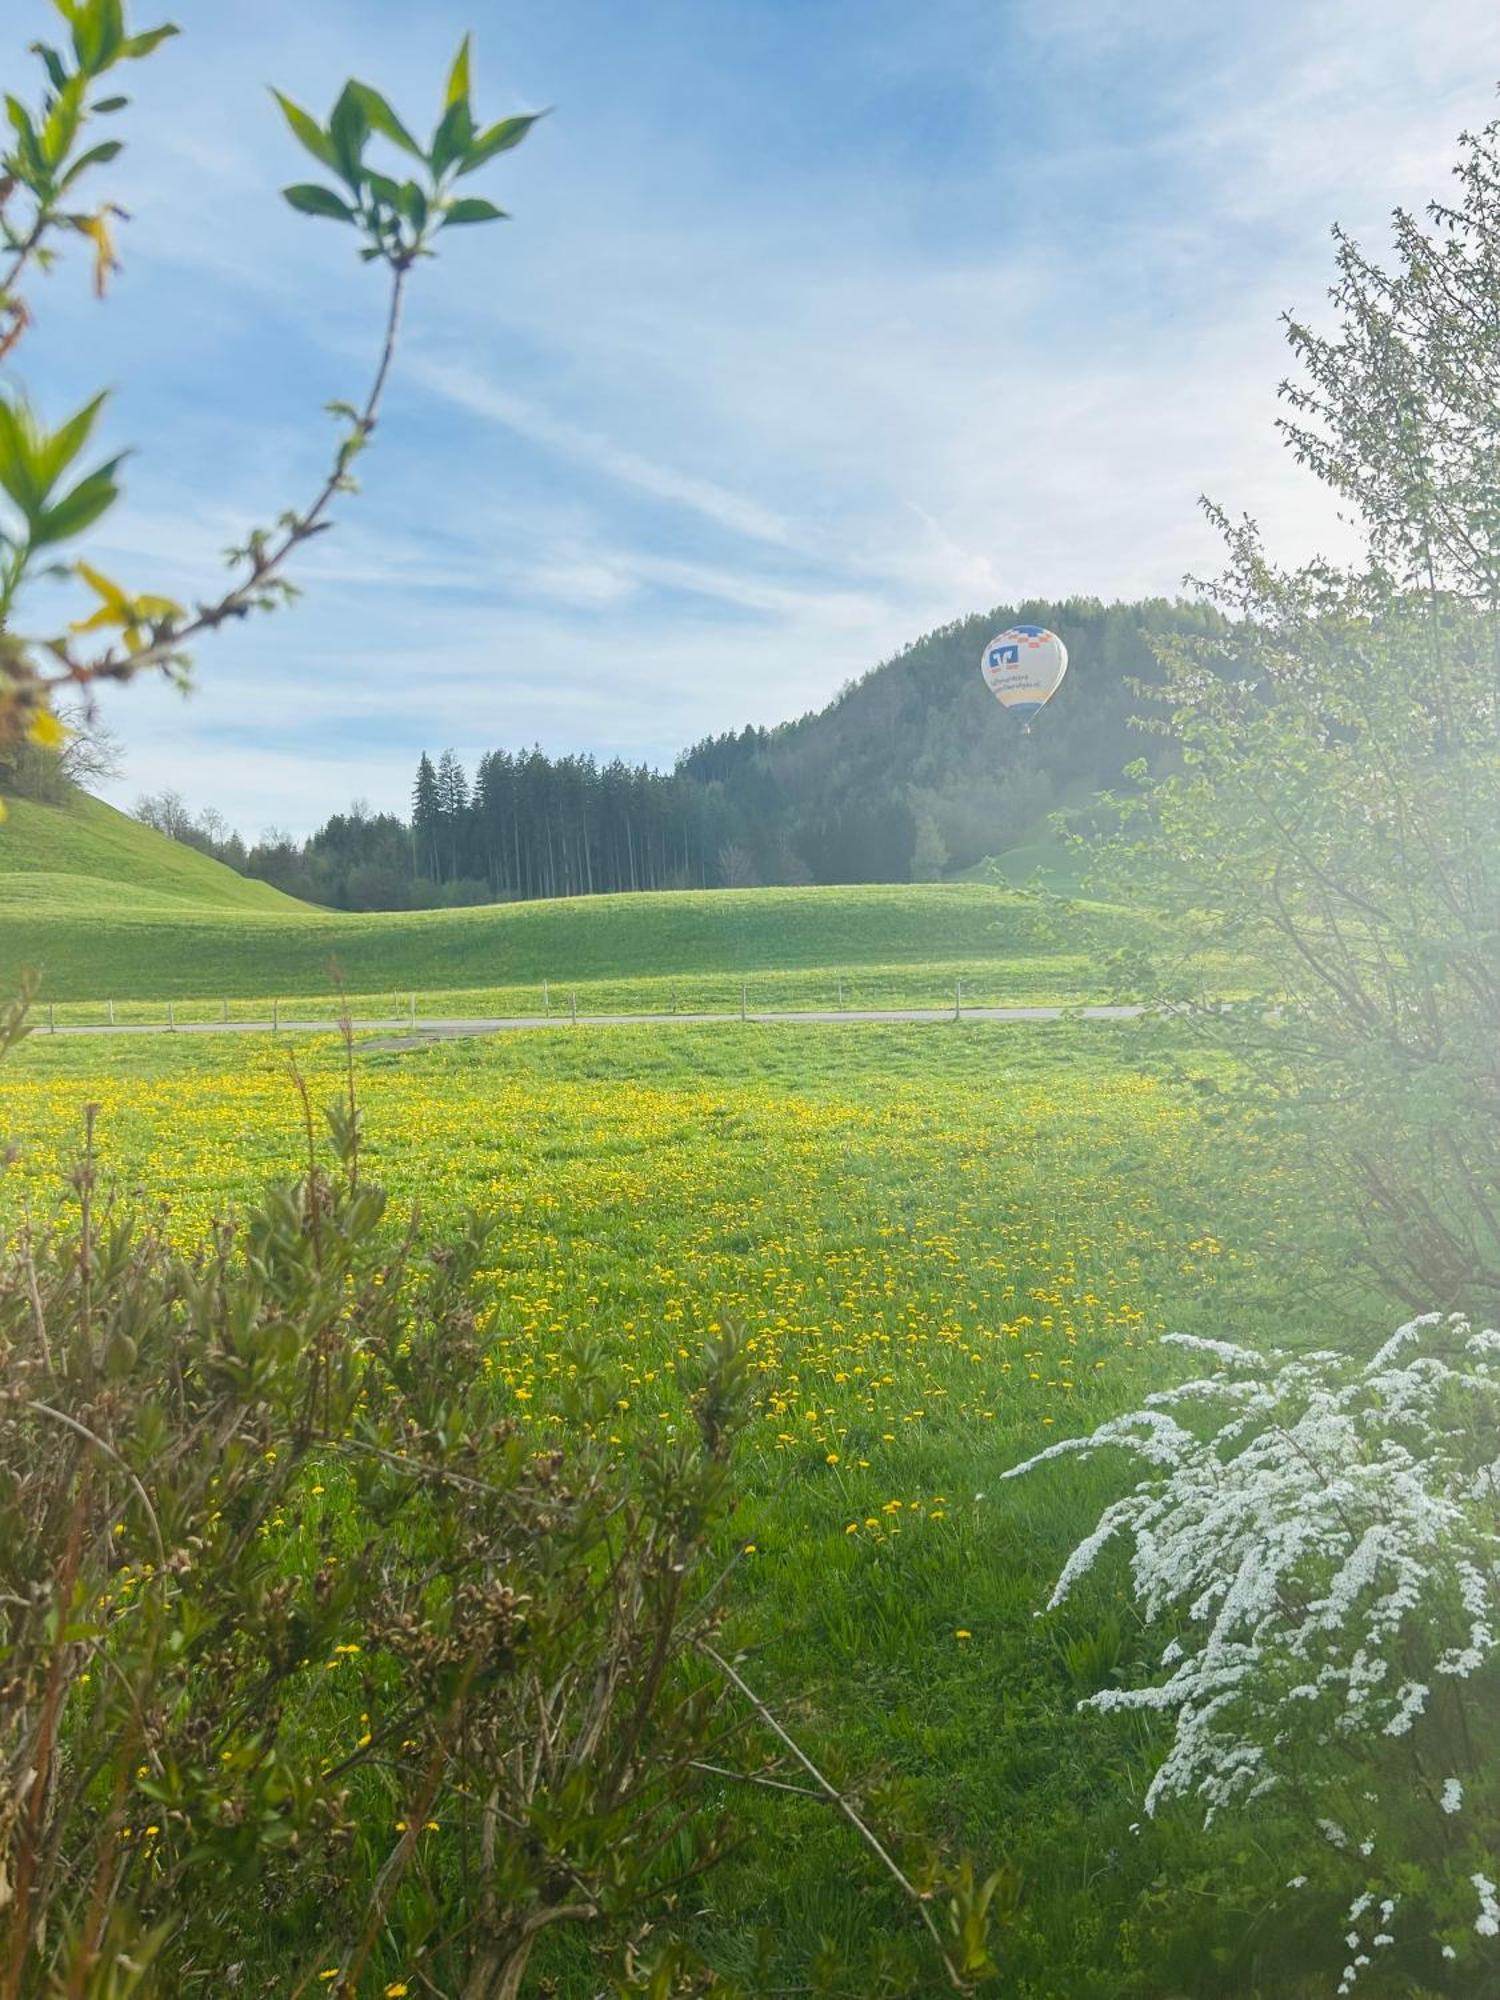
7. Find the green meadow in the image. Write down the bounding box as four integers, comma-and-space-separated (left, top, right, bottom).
0, 1004, 1348, 1995
0, 796, 1352, 1994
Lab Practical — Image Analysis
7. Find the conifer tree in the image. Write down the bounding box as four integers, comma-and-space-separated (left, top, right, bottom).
411, 751, 440, 882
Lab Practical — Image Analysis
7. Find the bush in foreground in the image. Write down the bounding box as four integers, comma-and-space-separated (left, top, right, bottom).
0, 1075, 750, 1998
1008, 1320, 1500, 1995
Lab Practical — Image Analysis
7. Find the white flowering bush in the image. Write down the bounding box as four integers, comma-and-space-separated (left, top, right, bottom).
1007, 1317, 1500, 1993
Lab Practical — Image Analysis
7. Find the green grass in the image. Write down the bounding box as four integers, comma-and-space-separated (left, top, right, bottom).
983, 832, 1091, 896
954, 792, 1102, 898
0, 1017, 1341, 1996
26, 955, 1130, 1027
1, 794, 1136, 1006
0, 791, 304, 913
0, 791, 1178, 1025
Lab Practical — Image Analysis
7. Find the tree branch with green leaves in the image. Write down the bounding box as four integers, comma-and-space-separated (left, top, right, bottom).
0, 4, 541, 749
1, 0, 178, 355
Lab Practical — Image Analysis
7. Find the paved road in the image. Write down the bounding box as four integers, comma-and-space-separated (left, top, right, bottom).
41, 1003, 1150, 1042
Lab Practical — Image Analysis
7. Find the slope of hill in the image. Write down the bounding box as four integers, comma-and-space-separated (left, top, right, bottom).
0, 793, 309, 914
0, 857, 1127, 1004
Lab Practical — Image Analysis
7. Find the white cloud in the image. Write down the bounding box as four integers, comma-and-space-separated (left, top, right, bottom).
409, 357, 797, 549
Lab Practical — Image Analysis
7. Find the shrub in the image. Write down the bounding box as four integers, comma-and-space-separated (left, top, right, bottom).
1007, 1320, 1500, 1994
1094, 117, 1500, 1316
0, 1076, 752, 1997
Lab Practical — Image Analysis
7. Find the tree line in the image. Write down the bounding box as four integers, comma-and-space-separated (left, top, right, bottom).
133, 749, 746, 910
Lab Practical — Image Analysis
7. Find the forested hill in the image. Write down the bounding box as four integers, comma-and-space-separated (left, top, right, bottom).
679, 596, 1225, 884
120, 596, 1227, 908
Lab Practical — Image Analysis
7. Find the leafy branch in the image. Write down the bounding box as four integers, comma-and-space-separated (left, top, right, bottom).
0, 0, 179, 358
0, 10, 541, 741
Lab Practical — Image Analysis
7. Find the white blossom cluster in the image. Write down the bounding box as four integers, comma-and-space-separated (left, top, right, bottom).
1336, 1891, 1400, 1996
1006, 1315, 1500, 1967
1474, 1874, 1500, 1938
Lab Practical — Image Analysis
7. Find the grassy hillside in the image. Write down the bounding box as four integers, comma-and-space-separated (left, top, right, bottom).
0, 790, 1142, 1008
0, 793, 307, 914
0, 873, 1124, 1005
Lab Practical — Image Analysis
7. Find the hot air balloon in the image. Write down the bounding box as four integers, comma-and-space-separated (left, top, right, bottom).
979, 624, 1068, 731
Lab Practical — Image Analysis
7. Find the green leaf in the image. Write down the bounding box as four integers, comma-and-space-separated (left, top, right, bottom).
347, 81, 423, 160
271, 89, 337, 173
67, 1, 103, 71
69, 0, 124, 73
103, 1329, 137, 1378
39, 75, 85, 167
58, 137, 123, 191
93, 94, 129, 113
4, 96, 46, 180
33, 391, 109, 496
31, 454, 127, 546
0, 401, 45, 519
440, 196, 507, 227
445, 34, 472, 111
120, 23, 179, 60
459, 110, 544, 175
327, 81, 370, 190
0, 398, 106, 522
29, 41, 70, 93
428, 96, 473, 180
395, 180, 428, 231
281, 182, 356, 222
95, 0, 125, 69
364, 170, 404, 211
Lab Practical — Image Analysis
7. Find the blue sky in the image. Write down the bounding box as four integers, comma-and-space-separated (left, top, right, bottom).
13, 0, 1500, 833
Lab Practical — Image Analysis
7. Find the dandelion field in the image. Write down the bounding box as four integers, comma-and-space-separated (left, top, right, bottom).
2, 1019, 1353, 1994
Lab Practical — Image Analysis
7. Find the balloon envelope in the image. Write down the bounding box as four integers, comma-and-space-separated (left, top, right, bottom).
979, 625, 1068, 725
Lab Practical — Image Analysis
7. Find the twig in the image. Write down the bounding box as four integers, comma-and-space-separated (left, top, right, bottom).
689, 1758, 823, 1800
24, 1400, 166, 1569
38, 262, 410, 700
699, 1643, 970, 1991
